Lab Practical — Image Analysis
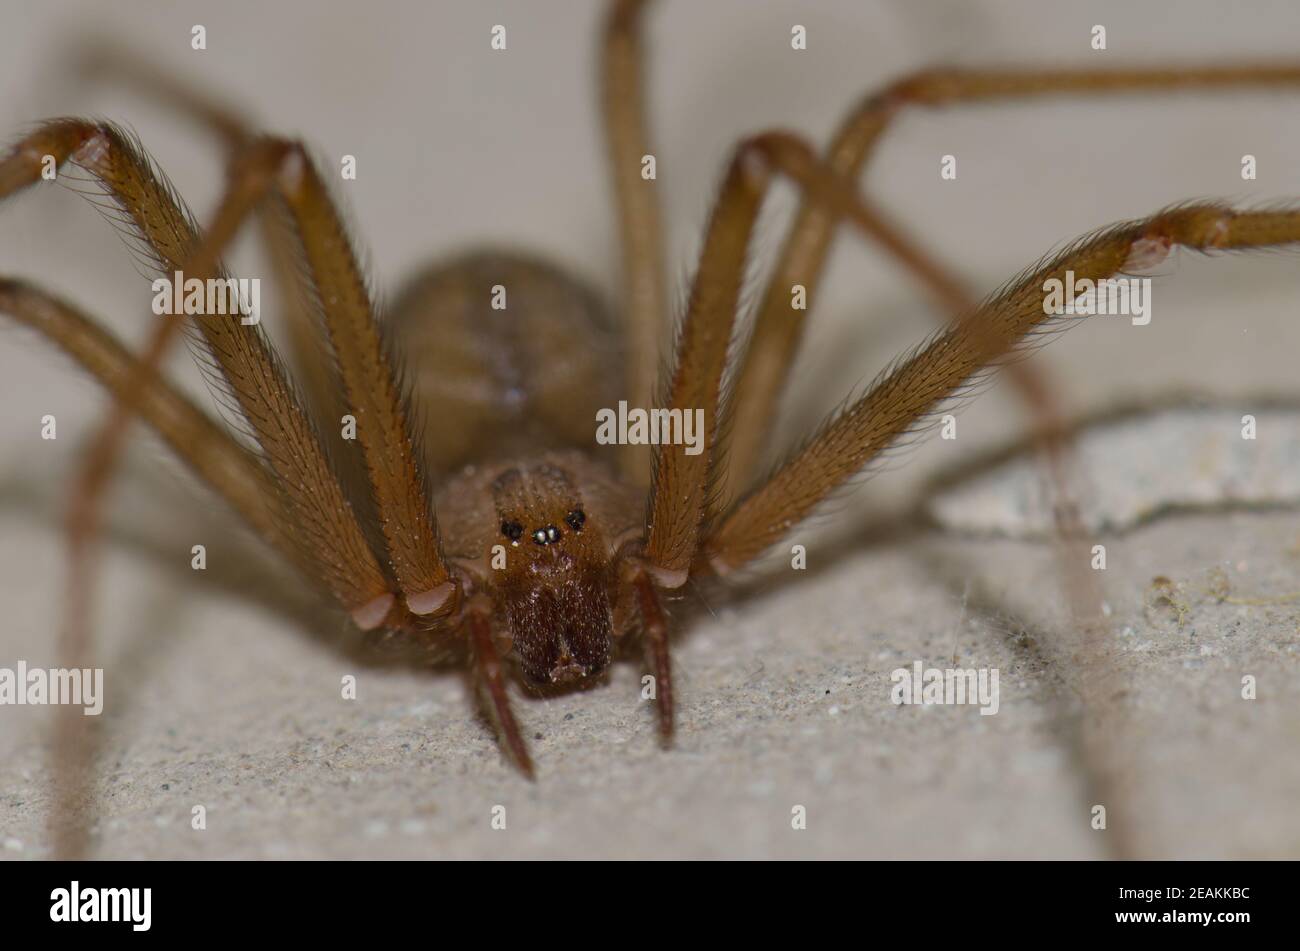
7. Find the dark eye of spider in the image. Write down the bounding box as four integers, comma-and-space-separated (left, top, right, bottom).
565, 509, 586, 532
501, 520, 523, 542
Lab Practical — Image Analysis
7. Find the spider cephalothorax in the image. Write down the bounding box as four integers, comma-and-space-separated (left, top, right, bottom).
489, 464, 614, 685
437, 455, 633, 687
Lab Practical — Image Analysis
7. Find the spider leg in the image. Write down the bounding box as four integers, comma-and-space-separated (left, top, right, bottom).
70, 47, 549, 772
0, 122, 398, 623
0, 295, 536, 786
643, 131, 926, 585
601, 0, 668, 485
630, 571, 673, 739
466, 598, 534, 778
70, 40, 352, 456
1, 123, 427, 853
0, 278, 328, 857
706, 65, 1300, 857
0, 280, 287, 556
723, 62, 1300, 497
623, 131, 930, 738
262, 138, 460, 617
4, 119, 464, 617
703, 202, 1300, 574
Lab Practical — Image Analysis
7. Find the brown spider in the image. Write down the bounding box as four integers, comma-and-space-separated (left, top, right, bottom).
2, 0, 1299, 825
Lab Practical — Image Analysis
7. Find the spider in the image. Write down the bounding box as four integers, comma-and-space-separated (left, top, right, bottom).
2, 0, 1299, 850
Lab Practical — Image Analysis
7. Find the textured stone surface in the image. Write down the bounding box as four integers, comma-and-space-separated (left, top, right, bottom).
929, 404, 1300, 537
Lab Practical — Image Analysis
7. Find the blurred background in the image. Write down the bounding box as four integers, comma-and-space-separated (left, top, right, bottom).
1, 1, 1299, 858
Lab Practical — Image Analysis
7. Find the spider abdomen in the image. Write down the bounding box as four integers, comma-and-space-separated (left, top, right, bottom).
387, 251, 623, 475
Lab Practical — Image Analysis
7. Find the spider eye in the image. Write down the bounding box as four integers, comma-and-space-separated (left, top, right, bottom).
565, 509, 586, 532
501, 520, 523, 541
532, 525, 562, 545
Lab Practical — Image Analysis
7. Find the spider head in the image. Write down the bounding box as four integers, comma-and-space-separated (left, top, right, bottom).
491, 465, 613, 686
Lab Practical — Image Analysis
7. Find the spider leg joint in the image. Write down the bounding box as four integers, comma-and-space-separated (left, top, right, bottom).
71, 128, 112, 171
406, 581, 457, 616
350, 592, 395, 631
1122, 236, 1172, 273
